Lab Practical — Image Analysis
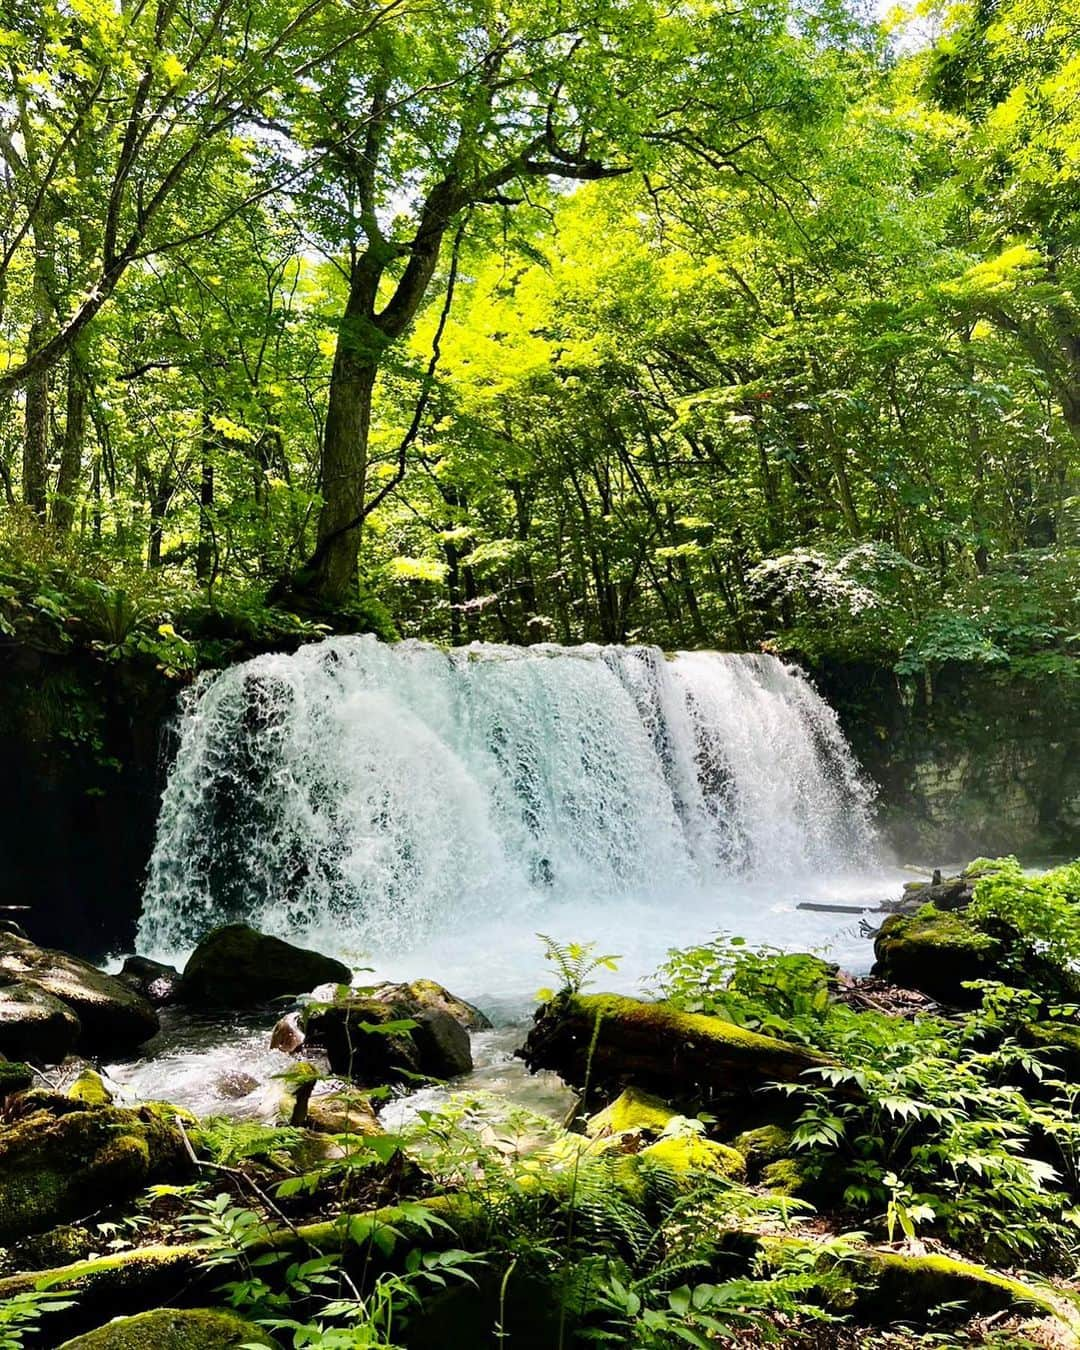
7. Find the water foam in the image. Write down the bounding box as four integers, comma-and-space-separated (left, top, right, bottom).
137, 638, 880, 987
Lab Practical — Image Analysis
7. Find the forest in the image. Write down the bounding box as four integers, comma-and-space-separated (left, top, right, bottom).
3, 0, 1080, 1346
1, 0, 1077, 670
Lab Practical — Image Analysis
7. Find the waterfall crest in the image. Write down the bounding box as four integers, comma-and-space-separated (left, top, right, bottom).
137, 638, 876, 961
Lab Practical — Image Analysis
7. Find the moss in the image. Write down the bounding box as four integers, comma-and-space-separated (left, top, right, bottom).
0, 1061, 33, 1097
1021, 1021, 1080, 1080
760, 1156, 811, 1197
586, 1087, 678, 1138
872, 906, 1001, 1003
0, 1098, 189, 1241
640, 1134, 746, 1182
730, 1124, 792, 1174
849, 1250, 1063, 1325
69, 1069, 113, 1106
58, 1307, 277, 1348
522, 992, 828, 1103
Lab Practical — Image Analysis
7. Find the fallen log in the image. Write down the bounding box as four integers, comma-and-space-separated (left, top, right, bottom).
518, 992, 828, 1109
0, 1194, 483, 1343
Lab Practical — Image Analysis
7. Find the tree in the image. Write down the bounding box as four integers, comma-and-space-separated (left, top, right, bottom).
284, 0, 831, 602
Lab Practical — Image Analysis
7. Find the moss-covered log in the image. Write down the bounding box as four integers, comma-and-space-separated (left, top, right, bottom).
0, 1195, 483, 1343
520, 992, 828, 1107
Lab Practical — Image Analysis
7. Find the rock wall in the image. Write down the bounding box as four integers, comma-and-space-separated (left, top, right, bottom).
810, 659, 1080, 864
0, 640, 176, 959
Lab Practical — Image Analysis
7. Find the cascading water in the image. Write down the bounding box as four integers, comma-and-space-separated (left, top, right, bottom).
136, 638, 885, 1004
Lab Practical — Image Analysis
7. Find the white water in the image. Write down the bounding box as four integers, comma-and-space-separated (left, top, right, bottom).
137, 638, 891, 1012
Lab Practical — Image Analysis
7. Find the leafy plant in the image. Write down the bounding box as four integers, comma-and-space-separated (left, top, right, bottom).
537, 935, 621, 1000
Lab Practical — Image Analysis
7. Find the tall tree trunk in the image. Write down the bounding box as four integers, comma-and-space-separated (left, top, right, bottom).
51, 356, 86, 533
22, 318, 50, 518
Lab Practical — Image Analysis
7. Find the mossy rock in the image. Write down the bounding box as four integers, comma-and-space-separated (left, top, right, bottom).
730, 1124, 793, 1175
872, 907, 1001, 1004
0, 1060, 34, 1097
760, 1156, 812, 1197
69, 1069, 113, 1106
2, 1222, 96, 1273
179, 924, 351, 1008
1021, 1021, 1080, 1080
521, 992, 828, 1104
370, 978, 491, 1031
58, 1307, 277, 1348
640, 1134, 746, 1182
306, 1090, 382, 1136
585, 1087, 679, 1138
304, 996, 471, 1084
848, 1250, 1063, 1325
0, 981, 81, 1063
0, 1094, 191, 1241
0, 934, 158, 1053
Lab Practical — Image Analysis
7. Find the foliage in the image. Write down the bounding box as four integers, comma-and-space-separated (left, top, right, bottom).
655, 934, 833, 1043
536, 935, 622, 1000
658, 906, 1080, 1265
967, 856, 1080, 979
0, 0, 1074, 655
0, 1291, 74, 1350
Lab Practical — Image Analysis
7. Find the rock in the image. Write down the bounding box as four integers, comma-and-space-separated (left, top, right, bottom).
304, 996, 472, 1084
0, 981, 81, 1062
0, 920, 29, 940
214, 1070, 260, 1100
68, 1068, 113, 1106
116, 956, 182, 1006
885, 873, 977, 915
586, 1086, 679, 1139
640, 1134, 746, 1182
270, 1010, 305, 1053
306, 1090, 382, 1137
846, 1249, 1061, 1325
1020, 1021, 1080, 1080
871, 907, 1002, 1004
730, 1124, 793, 1176
58, 1307, 277, 1348
519, 992, 828, 1106
371, 979, 491, 1031
305, 997, 419, 1083
0, 933, 158, 1053
760, 1156, 812, 1197
179, 924, 352, 1008
413, 1010, 472, 1078
0, 1093, 191, 1241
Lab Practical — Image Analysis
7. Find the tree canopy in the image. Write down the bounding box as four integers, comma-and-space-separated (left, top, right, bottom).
0, 0, 1077, 672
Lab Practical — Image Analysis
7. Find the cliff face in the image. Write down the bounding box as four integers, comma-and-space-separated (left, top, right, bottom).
810, 659, 1080, 863
0, 638, 177, 959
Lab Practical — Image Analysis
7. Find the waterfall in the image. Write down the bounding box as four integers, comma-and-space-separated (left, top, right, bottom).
137, 638, 877, 967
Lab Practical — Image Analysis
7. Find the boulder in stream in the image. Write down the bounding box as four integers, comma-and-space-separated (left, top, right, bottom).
178, 924, 352, 1007
0, 981, 81, 1063
371, 978, 491, 1031
116, 955, 181, 1006
0, 932, 158, 1054
304, 996, 473, 1084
